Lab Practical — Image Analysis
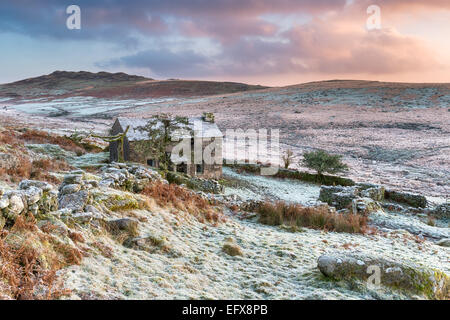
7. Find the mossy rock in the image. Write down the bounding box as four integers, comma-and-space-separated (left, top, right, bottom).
318, 253, 449, 299
123, 234, 172, 254
94, 190, 142, 212
385, 190, 427, 208
104, 218, 140, 244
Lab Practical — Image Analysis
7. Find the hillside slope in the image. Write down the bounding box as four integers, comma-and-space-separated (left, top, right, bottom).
0, 71, 269, 100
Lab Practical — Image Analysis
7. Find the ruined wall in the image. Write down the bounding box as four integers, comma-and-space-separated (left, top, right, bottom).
113, 134, 222, 179
109, 119, 131, 162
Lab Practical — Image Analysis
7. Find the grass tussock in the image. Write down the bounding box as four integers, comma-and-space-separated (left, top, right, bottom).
0, 157, 72, 184
254, 201, 367, 234
141, 181, 223, 224
0, 129, 22, 146
0, 127, 75, 183
0, 216, 82, 299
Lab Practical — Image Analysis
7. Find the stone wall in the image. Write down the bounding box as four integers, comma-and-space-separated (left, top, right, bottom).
126, 138, 223, 179
0, 180, 58, 229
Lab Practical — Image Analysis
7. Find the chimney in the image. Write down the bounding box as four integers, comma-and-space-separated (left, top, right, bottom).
202, 112, 215, 123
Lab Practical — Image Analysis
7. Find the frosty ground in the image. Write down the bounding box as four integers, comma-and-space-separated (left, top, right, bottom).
57, 167, 448, 300
1, 79, 449, 300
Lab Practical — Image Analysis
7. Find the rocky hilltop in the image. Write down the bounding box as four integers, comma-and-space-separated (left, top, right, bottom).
0, 71, 269, 100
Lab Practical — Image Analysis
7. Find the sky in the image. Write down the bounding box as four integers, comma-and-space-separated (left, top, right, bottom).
0, 0, 449, 86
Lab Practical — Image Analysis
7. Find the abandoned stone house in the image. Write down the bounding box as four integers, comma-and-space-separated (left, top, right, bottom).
109, 115, 223, 179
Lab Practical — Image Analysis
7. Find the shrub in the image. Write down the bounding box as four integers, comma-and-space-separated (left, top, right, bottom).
254, 201, 367, 234
302, 150, 348, 177
2, 156, 32, 183
0, 130, 21, 146
0, 216, 77, 299
1, 157, 72, 184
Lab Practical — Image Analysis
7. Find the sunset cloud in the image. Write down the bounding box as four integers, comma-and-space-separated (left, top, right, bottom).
0, 0, 448, 84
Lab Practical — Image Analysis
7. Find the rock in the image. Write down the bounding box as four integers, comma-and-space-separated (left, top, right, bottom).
319, 186, 358, 210
60, 184, 81, 195
123, 235, 170, 253
98, 164, 163, 192
38, 190, 58, 214
385, 190, 427, 208
0, 194, 9, 209
167, 172, 224, 194
352, 197, 382, 215
63, 174, 83, 185
70, 212, 96, 224
55, 208, 71, 217
105, 218, 139, 238
5, 193, 25, 218
436, 238, 450, 247
29, 203, 39, 216
70, 170, 85, 175
222, 238, 244, 257
429, 203, 450, 219
23, 186, 43, 205
317, 253, 449, 299
84, 205, 103, 215
99, 178, 115, 188
241, 200, 264, 212
133, 179, 149, 193
360, 186, 385, 201
85, 180, 99, 188
381, 202, 406, 212
19, 180, 53, 192
1, 181, 58, 220
58, 190, 89, 212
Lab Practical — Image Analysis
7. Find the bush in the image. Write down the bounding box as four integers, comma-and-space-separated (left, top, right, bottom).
0, 216, 78, 299
141, 182, 223, 224
302, 150, 349, 177
1, 158, 72, 184
254, 201, 367, 234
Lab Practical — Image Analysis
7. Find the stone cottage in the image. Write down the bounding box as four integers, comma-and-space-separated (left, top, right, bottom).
109, 115, 223, 179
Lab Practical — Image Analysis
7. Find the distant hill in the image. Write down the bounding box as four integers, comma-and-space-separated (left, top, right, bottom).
0, 71, 269, 100
276, 79, 450, 109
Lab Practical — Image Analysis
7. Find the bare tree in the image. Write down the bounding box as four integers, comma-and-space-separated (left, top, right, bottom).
281, 149, 294, 169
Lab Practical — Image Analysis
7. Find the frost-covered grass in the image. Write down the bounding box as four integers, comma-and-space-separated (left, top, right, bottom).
61, 203, 449, 300
26, 144, 108, 169
7, 96, 176, 118
223, 167, 320, 205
